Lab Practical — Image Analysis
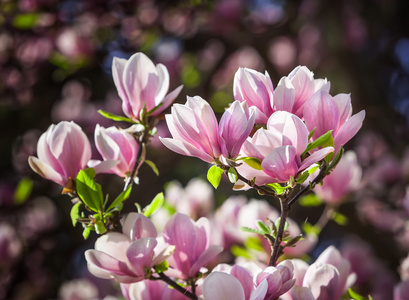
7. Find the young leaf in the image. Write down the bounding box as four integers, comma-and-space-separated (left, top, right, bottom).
308, 127, 316, 140
348, 288, 367, 300
14, 177, 33, 205
95, 220, 107, 235
302, 130, 333, 155
207, 165, 224, 189
76, 169, 103, 213
154, 260, 169, 273
145, 160, 159, 176
302, 222, 321, 236
332, 211, 349, 226
328, 145, 344, 172
299, 193, 323, 207
70, 202, 82, 227
228, 167, 238, 183
266, 183, 289, 195
240, 226, 265, 235
144, 192, 165, 217
240, 157, 263, 170
82, 227, 93, 240
296, 170, 309, 184
244, 237, 263, 251
256, 220, 271, 235
98, 110, 134, 123
231, 246, 252, 259
106, 185, 132, 212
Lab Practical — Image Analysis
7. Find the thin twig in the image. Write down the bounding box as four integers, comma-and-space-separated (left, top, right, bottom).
151, 273, 198, 300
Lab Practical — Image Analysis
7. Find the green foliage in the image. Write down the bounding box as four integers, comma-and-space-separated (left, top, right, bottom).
256, 220, 271, 235
145, 160, 159, 176
76, 169, 103, 213
266, 183, 290, 195
144, 192, 165, 217
82, 227, 93, 240
207, 165, 224, 189
181, 56, 201, 88
98, 110, 134, 123
302, 130, 333, 155
210, 91, 232, 113
240, 157, 263, 170
302, 222, 321, 236
13, 13, 39, 29
299, 193, 323, 207
70, 202, 82, 227
240, 226, 265, 235
244, 236, 263, 251
227, 167, 238, 183
347, 288, 372, 300
14, 177, 33, 205
328, 145, 344, 172
106, 186, 132, 212
332, 211, 349, 226
154, 260, 169, 273
95, 220, 107, 234
231, 245, 252, 259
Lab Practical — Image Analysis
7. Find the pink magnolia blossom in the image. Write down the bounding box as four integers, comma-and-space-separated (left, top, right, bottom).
28, 121, 91, 187
283, 246, 356, 300
239, 111, 333, 185
273, 66, 330, 118
303, 91, 365, 151
394, 280, 409, 300
93, 124, 139, 178
126, 280, 188, 300
313, 151, 362, 204
219, 100, 255, 158
112, 52, 183, 121
162, 213, 223, 279
160, 96, 221, 163
85, 213, 173, 283
203, 261, 295, 300
233, 67, 274, 124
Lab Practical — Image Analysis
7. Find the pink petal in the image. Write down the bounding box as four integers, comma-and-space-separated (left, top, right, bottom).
112, 57, 132, 117
273, 77, 296, 113
333, 110, 365, 150
153, 85, 183, 116
126, 237, 157, 276
189, 245, 223, 277
203, 272, 245, 300
28, 156, 65, 186
299, 147, 334, 171
261, 146, 299, 182
159, 137, 215, 163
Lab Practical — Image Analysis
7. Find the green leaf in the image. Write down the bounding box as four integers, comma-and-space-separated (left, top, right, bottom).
145, 160, 159, 176
240, 226, 265, 235
14, 177, 33, 205
98, 110, 134, 123
296, 171, 310, 184
154, 260, 169, 273
332, 211, 349, 226
207, 165, 224, 189
82, 227, 92, 240
302, 130, 333, 155
244, 237, 263, 251
285, 234, 303, 248
308, 128, 316, 140
299, 193, 323, 207
13, 13, 39, 29
256, 220, 271, 235
76, 169, 103, 213
95, 220, 107, 235
302, 222, 321, 236
266, 183, 290, 195
144, 192, 164, 217
228, 167, 238, 183
348, 288, 367, 300
70, 202, 81, 227
146, 103, 164, 117
231, 245, 252, 259
240, 157, 263, 170
328, 145, 344, 172
106, 186, 132, 212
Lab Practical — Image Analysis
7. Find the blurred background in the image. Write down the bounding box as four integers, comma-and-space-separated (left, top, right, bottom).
1, 0, 409, 299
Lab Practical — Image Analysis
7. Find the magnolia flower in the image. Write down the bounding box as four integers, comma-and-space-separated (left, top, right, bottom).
273, 66, 330, 118
313, 151, 362, 204
303, 91, 365, 151
28, 121, 91, 187
283, 246, 356, 300
233, 67, 274, 124
112, 52, 182, 121
202, 261, 295, 300
160, 96, 221, 163
93, 124, 138, 178
219, 100, 255, 159
162, 213, 223, 279
239, 111, 333, 185
85, 213, 173, 283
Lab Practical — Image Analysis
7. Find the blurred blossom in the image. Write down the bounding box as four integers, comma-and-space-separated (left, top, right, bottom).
394, 280, 409, 300
19, 196, 59, 239
197, 40, 225, 72
0, 223, 23, 266
342, 5, 368, 51
56, 28, 95, 59
354, 131, 388, 166
208, 0, 242, 33
13, 129, 42, 175
137, 2, 159, 26
127, 280, 188, 300
16, 37, 53, 66
297, 24, 321, 68
58, 279, 99, 300
0, 182, 15, 207
363, 154, 402, 188
164, 178, 214, 220
247, 0, 284, 26
162, 9, 198, 38
212, 47, 264, 89
268, 37, 297, 73
154, 37, 183, 78
313, 151, 362, 205
399, 254, 409, 281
